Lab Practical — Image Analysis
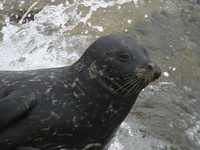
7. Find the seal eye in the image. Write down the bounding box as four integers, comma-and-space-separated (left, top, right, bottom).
118, 52, 132, 62
120, 54, 129, 60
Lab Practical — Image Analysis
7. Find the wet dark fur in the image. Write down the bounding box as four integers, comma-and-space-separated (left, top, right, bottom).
0, 34, 161, 150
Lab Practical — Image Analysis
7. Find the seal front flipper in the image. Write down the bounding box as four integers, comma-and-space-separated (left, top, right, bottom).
0, 89, 37, 130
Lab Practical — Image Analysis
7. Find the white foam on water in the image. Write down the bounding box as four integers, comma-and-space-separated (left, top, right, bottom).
111, 120, 174, 150
19, 0, 40, 24
0, 4, 77, 70
133, 0, 139, 7
120, 122, 133, 137
186, 121, 200, 147
0, 0, 137, 71
0, 2, 4, 10
108, 137, 124, 150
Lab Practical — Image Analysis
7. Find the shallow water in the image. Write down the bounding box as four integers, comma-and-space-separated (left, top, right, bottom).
0, 0, 200, 150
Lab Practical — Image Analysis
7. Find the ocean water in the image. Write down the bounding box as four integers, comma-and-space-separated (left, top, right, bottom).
0, 0, 200, 150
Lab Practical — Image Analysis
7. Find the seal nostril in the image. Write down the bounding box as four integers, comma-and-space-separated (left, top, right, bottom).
147, 62, 155, 70
154, 68, 161, 80
147, 65, 152, 70
147, 62, 161, 80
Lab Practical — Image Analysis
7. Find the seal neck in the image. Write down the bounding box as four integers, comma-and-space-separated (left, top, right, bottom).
69, 61, 139, 128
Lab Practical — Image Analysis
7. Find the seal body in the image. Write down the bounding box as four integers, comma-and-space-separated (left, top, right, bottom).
0, 34, 161, 150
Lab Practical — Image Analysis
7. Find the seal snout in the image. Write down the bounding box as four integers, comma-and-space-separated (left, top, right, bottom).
147, 62, 161, 81
153, 67, 161, 80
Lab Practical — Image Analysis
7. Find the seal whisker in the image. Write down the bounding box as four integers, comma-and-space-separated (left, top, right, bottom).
116, 77, 142, 96
122, 74, 138, 83
112, 34, 128, 47
114, 81, 131, 93
114, 79, 136, 93
115, 76, 140, 93
135, 78, 143, 89
125, 78, 143, 96
121, 79, 140, 93
123, 77, 139, 85
123, 75, 138, 81
124, 73, 137, 77
134, 79, 144, 92
131, 79, 142, 92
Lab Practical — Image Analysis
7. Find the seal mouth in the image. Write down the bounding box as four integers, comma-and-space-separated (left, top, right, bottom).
136, 63, 161, 82
135, 63, 161, 85
115, 63, 161, 96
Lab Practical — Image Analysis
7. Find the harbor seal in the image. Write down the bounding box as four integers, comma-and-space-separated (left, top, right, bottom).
0, 34, 161, 150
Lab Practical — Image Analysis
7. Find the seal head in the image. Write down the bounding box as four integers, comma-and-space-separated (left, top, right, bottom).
77, 34, 161, 96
